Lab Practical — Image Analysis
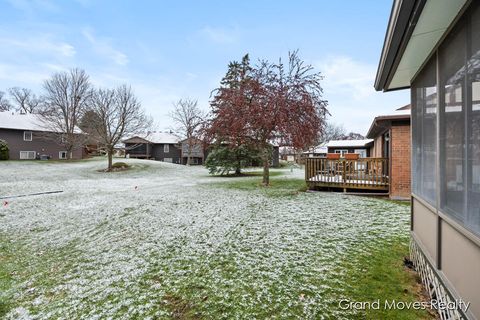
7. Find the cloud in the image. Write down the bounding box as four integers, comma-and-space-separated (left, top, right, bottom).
318, 56, 376, 101
199, 26, 240, 44
0, 63, 53, 88
0, 34, 76, 88
315, 55, 409, 134
0, 35, 76, 57
82, 28, 129, 66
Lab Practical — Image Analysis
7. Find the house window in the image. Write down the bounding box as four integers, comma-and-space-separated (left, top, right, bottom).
23, 131, 32, 141
335, 150, 348, 157
19, 151, 36, 160
164, 144, 169, 153
354, 149, 367, 158
59, 151, 68, 159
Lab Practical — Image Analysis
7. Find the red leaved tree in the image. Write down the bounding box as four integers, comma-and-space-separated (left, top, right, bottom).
208, 51, 328, 185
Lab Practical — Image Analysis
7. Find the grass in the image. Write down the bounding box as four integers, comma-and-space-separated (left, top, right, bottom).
339, 235, 432, 319
0, 233, 433, 319
0, 160, 433, 318
211, 169, 307, 197
215, 177, 307, 197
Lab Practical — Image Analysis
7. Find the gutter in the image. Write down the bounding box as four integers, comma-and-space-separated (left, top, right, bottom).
374, 0, 426, 91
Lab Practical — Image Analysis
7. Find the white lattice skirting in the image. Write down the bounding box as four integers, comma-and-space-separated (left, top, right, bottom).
410, 239, 465, 320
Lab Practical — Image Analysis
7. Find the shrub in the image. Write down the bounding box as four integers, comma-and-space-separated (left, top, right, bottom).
111, 162, 130, 169
0, 140, 9, 160
205, 144, 261, 175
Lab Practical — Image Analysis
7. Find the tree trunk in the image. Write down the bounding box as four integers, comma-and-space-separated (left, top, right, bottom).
186, 141, 192, 166
262, 148, 270, 186
107, 149, 113, 171
236, 158, 241, 175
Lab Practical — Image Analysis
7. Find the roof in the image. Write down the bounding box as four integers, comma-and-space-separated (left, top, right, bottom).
0, 111, 66, 132
375, 0, 468, 91
303, 144, 328, 154
327, 139, 373, 148
124, 132, 180, 144
366, 108, 411, 139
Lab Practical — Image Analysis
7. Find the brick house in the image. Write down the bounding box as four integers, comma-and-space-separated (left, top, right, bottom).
366, 106, 411, 200
0, 111, 84, 160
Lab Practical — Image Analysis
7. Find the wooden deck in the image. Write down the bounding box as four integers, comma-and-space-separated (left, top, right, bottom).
305, 157, 389, 191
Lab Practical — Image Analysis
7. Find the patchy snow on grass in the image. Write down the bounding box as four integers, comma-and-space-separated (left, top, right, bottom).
0, 158, 410, 319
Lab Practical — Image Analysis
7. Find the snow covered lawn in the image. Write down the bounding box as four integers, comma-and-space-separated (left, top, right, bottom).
0, 159, 428, 319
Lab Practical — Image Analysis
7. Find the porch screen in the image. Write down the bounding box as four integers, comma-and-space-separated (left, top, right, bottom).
412, 1, 480, 236
439, 20, 466, 221
411, 57, 437, 206
467, 4, 480, 234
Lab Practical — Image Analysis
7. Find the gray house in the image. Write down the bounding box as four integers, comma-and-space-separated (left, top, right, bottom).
0, 111, 83, 160
180, 138, 205, 165
124, 132, 182, 164
376, 0, 480, 318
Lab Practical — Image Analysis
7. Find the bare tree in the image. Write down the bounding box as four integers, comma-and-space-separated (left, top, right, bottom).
320, 122, 347, 143
0, 91, 11, 111
40, 68, 91, 159
90, 85, 151, 171
319, 122, 365, 143
170, 98, 205, 165
8, 87, 43, 113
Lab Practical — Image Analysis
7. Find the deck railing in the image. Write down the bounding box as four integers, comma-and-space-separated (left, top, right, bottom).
305, 157, 389, 191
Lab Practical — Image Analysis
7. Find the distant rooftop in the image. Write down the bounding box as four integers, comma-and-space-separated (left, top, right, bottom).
0, 111, 58, 132
124, 131, 180, 144
327, 139, 374, 148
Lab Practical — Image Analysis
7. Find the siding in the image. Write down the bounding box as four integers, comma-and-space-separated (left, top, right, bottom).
0, 128, 83, 160
151, 144, 182, 163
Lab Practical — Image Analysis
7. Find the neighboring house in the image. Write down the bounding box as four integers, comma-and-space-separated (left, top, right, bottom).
375, 1, 480, 319
0, 111, 84, 160
180, 138, 204, 165
123, 132, 182, 164
279, 146, 300, 162
303, 144, 328, 158
326, 139, 373, 158
366, 106, 411, 200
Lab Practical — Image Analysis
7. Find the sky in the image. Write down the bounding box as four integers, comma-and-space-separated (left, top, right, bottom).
0, 0, 409, 135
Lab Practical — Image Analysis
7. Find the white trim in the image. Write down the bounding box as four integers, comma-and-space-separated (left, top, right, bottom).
164, 144, 169, 153
19, 151, 36, 160
23, 131, 32, 141
59, 151, 68, 160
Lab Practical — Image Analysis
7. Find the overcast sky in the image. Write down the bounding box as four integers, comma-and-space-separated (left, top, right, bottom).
0, 0, 409, 135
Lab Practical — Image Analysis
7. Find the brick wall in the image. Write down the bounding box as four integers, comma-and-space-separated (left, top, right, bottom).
390, 124, 411, 199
